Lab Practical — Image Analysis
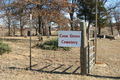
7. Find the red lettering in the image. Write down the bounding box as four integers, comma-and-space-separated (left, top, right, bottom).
59, 34, 62, 37
61, 40, 64, 43
59, 34, 68, 38
70, 34, 80, 38
61, 40, 78, 45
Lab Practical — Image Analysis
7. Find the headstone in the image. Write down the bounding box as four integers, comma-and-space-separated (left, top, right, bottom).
103, 35, 106, 38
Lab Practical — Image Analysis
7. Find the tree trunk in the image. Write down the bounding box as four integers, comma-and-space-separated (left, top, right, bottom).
35, 28, 37, 36
98, 27, 101, 34
38, 16, 42, 34
70, 13, 74, 31
42, 23, 46, 36
20, 20, 23, 36
70, 5, 74, 31
46, 26, 49, 38
37, 2, 43, 35
118, 26, 120, 37
43, 26, 45, 36
13, 21, 15, 36
70, 22, 73, 31
8, 17, 10, 36
13, 26, 15, 36
8, 23, 10, 36
110, 20, 113, 35
49, 26, 51, 35
45, 25, 48, 36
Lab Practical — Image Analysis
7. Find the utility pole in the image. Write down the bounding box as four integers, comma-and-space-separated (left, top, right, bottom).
95, 0, 98, 63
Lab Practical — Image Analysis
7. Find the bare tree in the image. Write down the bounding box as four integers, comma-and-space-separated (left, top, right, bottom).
0, 0, 13, 36
68, 0, 77, 31
113, 9, 120, 36
105, 0, 120, 35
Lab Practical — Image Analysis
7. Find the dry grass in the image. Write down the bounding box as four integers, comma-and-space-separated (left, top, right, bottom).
0, 28, 120, 80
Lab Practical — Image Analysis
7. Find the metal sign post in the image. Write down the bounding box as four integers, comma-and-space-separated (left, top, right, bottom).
30, 14, 32, 70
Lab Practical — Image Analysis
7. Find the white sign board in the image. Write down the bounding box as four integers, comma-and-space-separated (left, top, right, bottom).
58, 31, 81, 47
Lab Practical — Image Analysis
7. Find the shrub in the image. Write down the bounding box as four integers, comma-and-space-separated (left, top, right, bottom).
35, 39, 71, 51
0, 42, 11, 55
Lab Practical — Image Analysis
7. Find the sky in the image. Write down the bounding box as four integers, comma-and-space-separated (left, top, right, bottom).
105, 0, 120, 23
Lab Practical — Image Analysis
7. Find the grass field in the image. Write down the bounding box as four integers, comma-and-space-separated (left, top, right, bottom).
0, 27, 120, 80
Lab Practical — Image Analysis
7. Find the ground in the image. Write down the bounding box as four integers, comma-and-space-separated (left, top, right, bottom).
0, 28, 120, 80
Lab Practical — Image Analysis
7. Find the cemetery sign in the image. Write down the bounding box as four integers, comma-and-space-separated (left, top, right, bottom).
58, 31, 81, 47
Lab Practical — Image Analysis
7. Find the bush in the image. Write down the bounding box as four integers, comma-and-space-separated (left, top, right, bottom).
0, 42, 11, 55
35, 39, 71, 51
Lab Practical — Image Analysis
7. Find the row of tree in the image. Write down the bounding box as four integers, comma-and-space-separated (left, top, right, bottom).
0, 0, 120, 36
0, 0, 70, 36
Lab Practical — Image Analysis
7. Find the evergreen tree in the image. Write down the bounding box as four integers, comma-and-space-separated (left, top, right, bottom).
77, 0, 108, 34
97, 0, 108, 34
77, 0, 95, 28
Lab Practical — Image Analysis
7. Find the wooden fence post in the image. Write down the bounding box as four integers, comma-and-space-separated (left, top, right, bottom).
80, 22, 87, 75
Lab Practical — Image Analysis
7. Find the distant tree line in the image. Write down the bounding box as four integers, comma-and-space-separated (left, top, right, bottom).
0, 0, 120, 37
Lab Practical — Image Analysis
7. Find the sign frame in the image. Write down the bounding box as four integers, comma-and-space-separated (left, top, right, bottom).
58, 31, 81, 47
